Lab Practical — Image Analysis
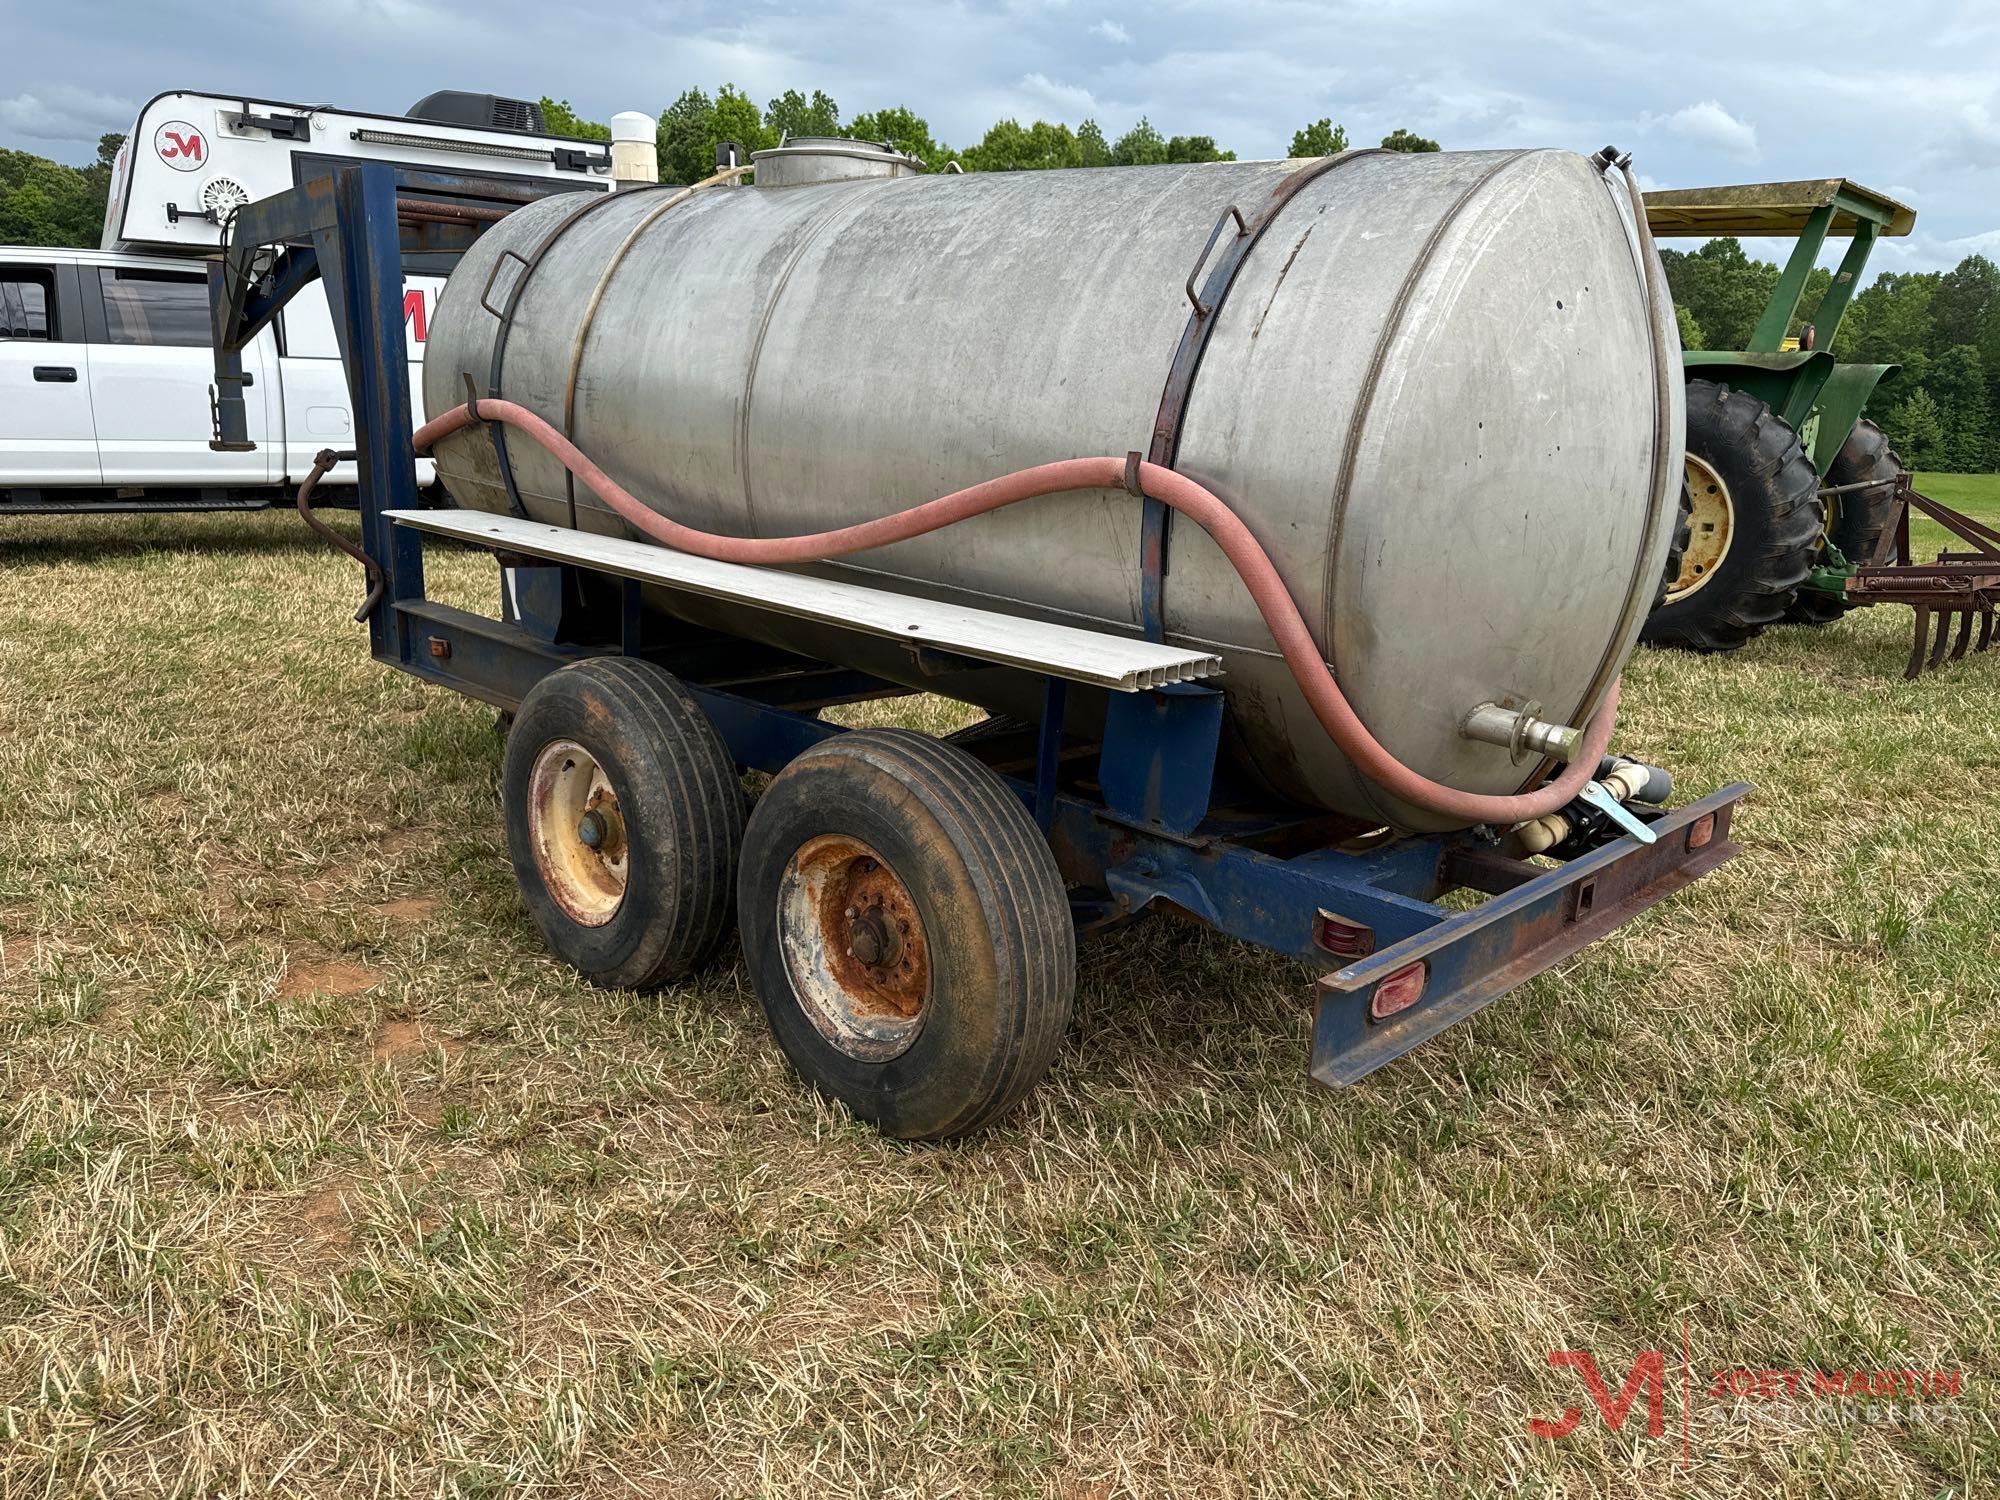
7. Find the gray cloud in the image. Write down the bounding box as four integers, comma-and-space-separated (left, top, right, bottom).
7, 0, 1995, 274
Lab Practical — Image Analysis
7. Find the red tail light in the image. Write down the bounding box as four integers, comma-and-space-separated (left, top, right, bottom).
1369, 961, 1428, 1020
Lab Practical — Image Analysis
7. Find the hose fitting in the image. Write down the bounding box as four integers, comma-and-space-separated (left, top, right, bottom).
1461, 701, 1584, 764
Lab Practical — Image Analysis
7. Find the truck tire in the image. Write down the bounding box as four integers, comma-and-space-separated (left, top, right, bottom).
738, 729, 1075, 1140
1641, 379, 1824, 652
1784, 418, 1902, 625
503, 659, 743, 989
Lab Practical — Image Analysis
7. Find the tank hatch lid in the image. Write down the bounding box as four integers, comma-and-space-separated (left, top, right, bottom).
750, 136, 926, 187
1642, 178, 1914, 238
390, 510, 1223, 692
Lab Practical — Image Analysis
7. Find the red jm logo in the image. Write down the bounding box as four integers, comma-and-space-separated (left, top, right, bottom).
1530, 1351, 1667, 1439
155, 121, 207, 171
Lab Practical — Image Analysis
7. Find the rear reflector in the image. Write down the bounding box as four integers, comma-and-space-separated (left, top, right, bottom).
1369, 961, 1428, 1020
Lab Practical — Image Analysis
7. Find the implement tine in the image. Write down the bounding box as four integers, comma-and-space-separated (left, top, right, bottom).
1978, 608, 1996, 654
1950, 609, 1975, 662
1928, 609, 1955, 671
1905, 606, 1930, 679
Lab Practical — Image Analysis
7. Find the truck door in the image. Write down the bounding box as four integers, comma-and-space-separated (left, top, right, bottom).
0, 261, 100, 486
274, 275, 439, 486
85, 263, 273, 488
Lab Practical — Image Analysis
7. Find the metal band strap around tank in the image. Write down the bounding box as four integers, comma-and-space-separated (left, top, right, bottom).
560, 166, 757, 529
1139, 149, 1387, 641
476, 185, 658, 521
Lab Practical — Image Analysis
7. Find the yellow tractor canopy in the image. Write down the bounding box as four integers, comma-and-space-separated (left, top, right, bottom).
1643, 178, 1914, 239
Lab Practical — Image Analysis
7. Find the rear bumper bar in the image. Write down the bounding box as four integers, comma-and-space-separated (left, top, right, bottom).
1311, 783, 1749, 1085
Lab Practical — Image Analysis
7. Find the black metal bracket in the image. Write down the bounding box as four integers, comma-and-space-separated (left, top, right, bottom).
1135, 149, 1389, 640
241, 111, 311, 142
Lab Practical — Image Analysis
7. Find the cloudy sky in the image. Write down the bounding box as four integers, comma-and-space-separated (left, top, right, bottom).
6, 0, 1997, 275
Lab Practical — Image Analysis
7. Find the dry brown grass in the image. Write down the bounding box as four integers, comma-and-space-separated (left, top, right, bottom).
0, 500, 1996, 1497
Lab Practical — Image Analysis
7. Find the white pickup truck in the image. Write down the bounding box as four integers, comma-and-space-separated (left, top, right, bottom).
0, 244, 444, 510
0, 88, 627, 513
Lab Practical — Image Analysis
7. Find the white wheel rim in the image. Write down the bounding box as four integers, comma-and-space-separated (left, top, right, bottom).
1668, 453, 1735, 604
526, 738, 628, 927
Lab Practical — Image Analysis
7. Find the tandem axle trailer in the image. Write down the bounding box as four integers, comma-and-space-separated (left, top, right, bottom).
211, 162, 1748, 1137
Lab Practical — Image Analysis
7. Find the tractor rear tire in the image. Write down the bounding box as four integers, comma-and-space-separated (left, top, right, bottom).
1652, 479, 1694, 614
1641, 379, 1824, 653
1784, 418, 1902, 626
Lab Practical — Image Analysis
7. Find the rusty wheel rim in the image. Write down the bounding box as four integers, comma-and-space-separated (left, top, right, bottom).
1667, 454, 1734, 603
775, 835, 931, 1062
526, 738, 628, 928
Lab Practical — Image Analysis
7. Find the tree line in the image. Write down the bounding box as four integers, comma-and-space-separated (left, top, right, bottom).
1664, 239, 2000, 473
542, 89, 1439, 181
0, 134, 121, 247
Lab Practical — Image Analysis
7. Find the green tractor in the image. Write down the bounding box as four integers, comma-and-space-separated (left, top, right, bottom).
1639, 178, 1928, 650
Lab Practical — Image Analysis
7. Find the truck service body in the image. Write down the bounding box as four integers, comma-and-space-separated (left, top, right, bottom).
1, 89, 615, 512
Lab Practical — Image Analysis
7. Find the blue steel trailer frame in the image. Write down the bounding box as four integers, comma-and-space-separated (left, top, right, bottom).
212, 163, 1750, 1087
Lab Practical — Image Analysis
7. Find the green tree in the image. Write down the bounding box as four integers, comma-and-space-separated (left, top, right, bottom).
1290, 118, 1348, 157
1929, 344, 1992, 471
958, 119, 1082, 172
1929, 254, 1997, 353
1165, 134, 1234, 163
0, 179, 62, 245
713, 84, 773, 159
848, 106, 951, 168
1658, 238, 1778, 352
656, 88, 716, 183
539, 97, 609, 140
1881, 386, 1944, 468
1077, 119, 1111, 167
1111, 117, 1168, 166
85, 133, 123, 198
1978, 289, 2000, 460
766, 88, 840, 142
1675, 304, 1705, 351
1380, 127, 1440, 152
1846, 270, 1940, 420
0, 147, 105, 247
652, 84, 774, 181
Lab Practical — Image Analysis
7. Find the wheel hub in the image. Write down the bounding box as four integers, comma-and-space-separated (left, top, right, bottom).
1668, 454, 1734, 603
526, 738, 628, 927
776, 836, 930, 1061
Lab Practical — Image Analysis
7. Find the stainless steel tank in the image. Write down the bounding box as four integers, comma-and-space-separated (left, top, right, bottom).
424, 145, 1682, 832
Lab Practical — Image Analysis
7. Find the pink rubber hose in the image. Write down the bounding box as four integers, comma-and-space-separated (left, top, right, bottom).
413, 399, 1619, 824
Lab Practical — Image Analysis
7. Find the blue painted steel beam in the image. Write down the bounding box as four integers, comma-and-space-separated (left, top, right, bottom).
1310, 785, 1747, 1084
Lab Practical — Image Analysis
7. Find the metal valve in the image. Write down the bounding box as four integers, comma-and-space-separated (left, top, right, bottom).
1460, 700, 1584, 764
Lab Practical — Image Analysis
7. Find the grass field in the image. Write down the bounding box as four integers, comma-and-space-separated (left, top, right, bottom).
1, 477, 1997, 1497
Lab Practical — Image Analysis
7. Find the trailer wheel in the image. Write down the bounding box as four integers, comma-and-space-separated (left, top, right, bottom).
738, 729, 1075, 1140
503, 659, 743, 989
1785, 418, 1902, 625
1641, 379, 1823, 652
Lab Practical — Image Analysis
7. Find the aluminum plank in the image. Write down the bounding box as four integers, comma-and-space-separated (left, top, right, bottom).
387, 509, 1224, 692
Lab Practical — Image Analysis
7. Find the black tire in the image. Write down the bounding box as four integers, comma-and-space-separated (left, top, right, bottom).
1784, 418, 1902, 625
1642, 379, 1824, 652
738, 729, 1076, 1140
502, 658, 743, 989
1652, 478, 1695, 614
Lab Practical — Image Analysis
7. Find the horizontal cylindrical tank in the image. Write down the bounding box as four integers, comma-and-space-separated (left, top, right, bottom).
424, 146, 1682, 831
